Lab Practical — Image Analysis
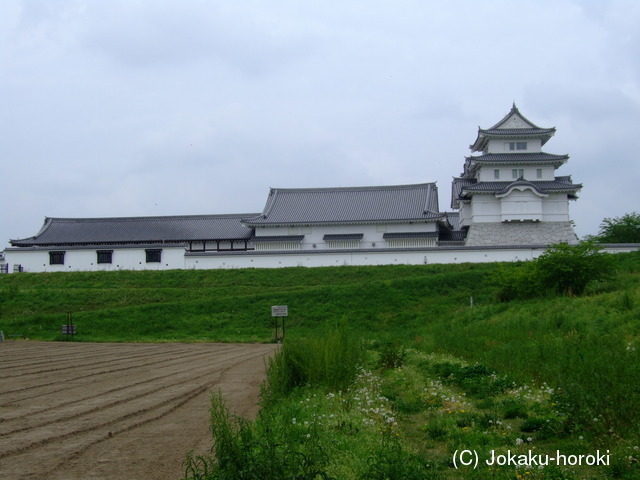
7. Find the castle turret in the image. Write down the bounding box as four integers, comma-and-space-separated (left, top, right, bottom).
451, 104, 582, 246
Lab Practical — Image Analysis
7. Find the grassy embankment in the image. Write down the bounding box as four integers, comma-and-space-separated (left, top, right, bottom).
1, 253, 639, 478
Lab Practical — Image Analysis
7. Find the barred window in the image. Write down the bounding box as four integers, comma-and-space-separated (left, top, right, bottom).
97, 250, 113, 264
145, 249, 162, 263
49, 251, 65, 265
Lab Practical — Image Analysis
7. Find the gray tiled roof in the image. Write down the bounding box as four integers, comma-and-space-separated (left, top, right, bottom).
252, 235, 305, 243
10, 214, 257, 247
382, 232, 438, 239
458, 178, 582, 197
477, 128, 557, 137
451, 178, 475, 208
243, 183, 443, 226
437, 230, 467, 243
470, 105, 556, 152
487, 104, 544, 130
323, 234, 364, 241
466, 152, 569, 165
444, 211, 461, 230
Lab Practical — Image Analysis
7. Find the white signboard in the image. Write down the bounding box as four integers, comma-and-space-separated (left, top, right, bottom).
271, 305, 288, 317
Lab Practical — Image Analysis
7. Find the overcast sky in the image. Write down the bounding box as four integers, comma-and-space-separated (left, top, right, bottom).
2, 0, 639, 248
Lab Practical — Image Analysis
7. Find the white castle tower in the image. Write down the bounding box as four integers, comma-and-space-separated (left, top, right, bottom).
451, 104, 582, 246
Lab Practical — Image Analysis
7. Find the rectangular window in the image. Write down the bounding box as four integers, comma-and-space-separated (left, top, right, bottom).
507, 142, 528, 151
145, 249, 162, 263
49, 251, 65, 265
97, 250, 113, 264
536, 168, 542, 179
512, 169, 524, 179
494, 169, 500, 179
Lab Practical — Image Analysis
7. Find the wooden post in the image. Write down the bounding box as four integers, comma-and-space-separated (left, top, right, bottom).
271, 305, 288, 343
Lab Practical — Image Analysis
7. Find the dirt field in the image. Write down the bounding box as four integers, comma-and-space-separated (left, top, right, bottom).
0, 341, 276, 480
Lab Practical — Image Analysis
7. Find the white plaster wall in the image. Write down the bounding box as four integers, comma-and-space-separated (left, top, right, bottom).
500, 190, 543, 222
458, 202, 472, 228
467, 191, 568, 224
254, 223, 437, 250
4, 247, 186, 273
477, 165, 555, 182
6, 243, 638, 274
469, 194, 501, 223
185, 247, 545, 270
541, 194, 570, 222
486, 138, 542, 154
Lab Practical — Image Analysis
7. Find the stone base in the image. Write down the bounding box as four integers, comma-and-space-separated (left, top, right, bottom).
464, 222, 578, 247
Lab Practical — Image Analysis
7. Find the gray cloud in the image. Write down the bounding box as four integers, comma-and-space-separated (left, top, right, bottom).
2, 0, 639, 244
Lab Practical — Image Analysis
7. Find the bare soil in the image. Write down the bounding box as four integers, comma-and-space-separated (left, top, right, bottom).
0, 341, 276, 480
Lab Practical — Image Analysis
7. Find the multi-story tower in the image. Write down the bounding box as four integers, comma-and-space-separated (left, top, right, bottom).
452, 104, 582, 246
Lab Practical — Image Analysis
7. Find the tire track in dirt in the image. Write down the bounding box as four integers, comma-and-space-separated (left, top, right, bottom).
0, 349, 261, 438
1, 343, 213, 379
46, 351, 268, 477
0, 343, 160, 371
0, 342, 276, 480
0, 344, 237, 401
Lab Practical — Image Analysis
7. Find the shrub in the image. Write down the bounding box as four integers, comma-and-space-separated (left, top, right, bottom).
535, 240, 611, 296
492, 261, 541, 301
492, 240, 611, 300
377, 342, 406, 369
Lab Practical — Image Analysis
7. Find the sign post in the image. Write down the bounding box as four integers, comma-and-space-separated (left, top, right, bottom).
271, 305, 288, 342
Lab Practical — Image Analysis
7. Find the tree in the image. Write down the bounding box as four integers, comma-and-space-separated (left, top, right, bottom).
595, 212, 640, 243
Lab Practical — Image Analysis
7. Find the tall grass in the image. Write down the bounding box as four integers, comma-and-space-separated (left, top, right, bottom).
261, 323, 364, 404
185, 327, 436, 480
421, 276, 640, 439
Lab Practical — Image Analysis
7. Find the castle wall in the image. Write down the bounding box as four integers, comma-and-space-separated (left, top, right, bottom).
464, 222, 578, 246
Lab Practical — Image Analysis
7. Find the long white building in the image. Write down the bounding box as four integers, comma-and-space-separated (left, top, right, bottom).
5, 105, 622, 273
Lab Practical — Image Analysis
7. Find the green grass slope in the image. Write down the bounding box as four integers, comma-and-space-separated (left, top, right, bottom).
0, 263, 497, 343
2, 253, 639, 477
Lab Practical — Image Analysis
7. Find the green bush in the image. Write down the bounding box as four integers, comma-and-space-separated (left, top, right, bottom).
493, 240, 611, 300
493, 261, 542, 301
535, 240, 611, 296
377, 342, 406, 369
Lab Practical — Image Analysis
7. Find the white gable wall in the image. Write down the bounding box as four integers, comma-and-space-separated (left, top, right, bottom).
499, 189, 543, 222
461, 190, 572, 224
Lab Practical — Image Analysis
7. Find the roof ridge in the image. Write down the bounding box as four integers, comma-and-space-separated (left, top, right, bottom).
486, 104, 547, 131
268, 182, 436, 193
45, 213, 260, 222
466, 151, 569, 159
